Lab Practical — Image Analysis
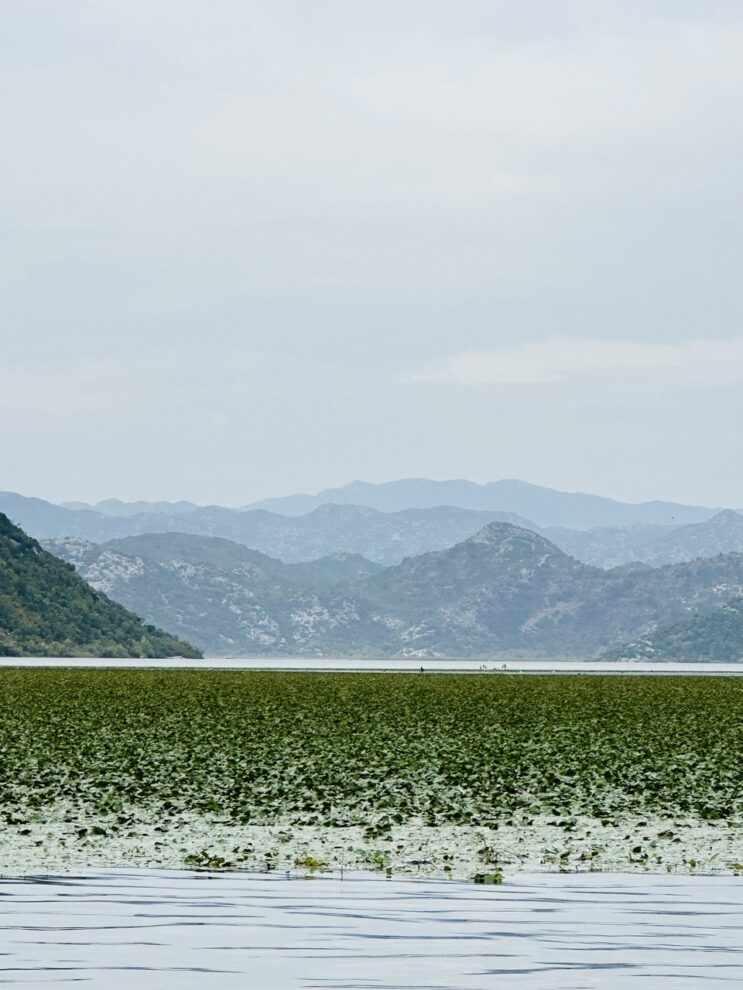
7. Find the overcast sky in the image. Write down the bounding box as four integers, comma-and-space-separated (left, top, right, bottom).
2, 1, 742, 506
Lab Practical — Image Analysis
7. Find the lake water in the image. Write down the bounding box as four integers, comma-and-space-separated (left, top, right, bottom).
3, 657, 743, 675
1, 870, 741, 988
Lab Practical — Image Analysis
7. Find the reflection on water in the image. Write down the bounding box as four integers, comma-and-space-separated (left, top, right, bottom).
0, 870, 741, 988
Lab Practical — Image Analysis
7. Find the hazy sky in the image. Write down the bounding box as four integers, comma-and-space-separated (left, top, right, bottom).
3, 1, 743, 506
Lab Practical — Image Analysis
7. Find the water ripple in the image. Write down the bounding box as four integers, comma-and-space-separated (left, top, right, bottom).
0, 870, 741, 988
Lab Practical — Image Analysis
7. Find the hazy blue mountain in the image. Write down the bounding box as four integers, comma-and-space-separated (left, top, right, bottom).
0, 515, 200, 658
5, 492, 533, 565
87, 499, 202, 517
2, 493, 211, 539
8, 490, 743, 570
0, 492, 123, 541
243, 478, 720, 527
45, 525, 743, 659
625, 510, 743, 566
548, 511, 743, 568
225, 504, 533, 565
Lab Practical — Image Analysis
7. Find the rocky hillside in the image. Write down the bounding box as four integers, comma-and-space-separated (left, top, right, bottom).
608, 598, 743, 662
46, 524, 743, 659
0, 514, 201, 658
551, 510, 743, 568
45, 534, 383, 656
359, 525, 743, 657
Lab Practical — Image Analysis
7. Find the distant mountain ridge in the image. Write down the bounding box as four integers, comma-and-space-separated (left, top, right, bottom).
10, 477, 723, 532
0, 492, 537, 565
244, 478, 721, 527
62, 498, 201, 517
0, 514, 200, 658
45, 524, 743, 659
5, 490, 743, 569
547, 510, 743, 568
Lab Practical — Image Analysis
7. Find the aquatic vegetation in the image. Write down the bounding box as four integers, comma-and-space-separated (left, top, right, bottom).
0, 670, 741, 831
359, 848, 392, 871
183, 850, 230, 869
293, 853, 327, 872
473, 871, 503, 884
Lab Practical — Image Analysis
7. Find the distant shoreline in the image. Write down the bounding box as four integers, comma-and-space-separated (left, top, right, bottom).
2, 657, 743, 675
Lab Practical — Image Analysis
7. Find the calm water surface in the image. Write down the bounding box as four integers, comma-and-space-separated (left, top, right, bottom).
3, 658, 743, 675
1, 870, 741, 988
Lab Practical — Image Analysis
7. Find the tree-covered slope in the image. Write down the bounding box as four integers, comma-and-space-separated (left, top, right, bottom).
0, 514, 201, 658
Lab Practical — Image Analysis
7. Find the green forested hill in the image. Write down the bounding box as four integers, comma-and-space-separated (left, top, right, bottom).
0, 514, 201, 658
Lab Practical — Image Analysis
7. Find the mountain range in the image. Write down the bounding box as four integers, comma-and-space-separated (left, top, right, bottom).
45, 524, 743, 659
5, 489, 743, 570
48, 478, 723, 528
243, 478, 722, 526
62, 498, 199, 517
0, 514, 200, 658
0, 493, 531, 565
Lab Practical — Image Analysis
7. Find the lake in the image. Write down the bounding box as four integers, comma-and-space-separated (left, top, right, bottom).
1, 870, 742, 988
2, 657, 743, 675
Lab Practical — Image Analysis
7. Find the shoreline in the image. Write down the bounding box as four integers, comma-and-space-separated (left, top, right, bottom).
3, 812, 741, 880
2, 657, 743, 675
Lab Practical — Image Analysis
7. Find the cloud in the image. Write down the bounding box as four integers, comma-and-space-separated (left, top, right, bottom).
410, 338, 743, 386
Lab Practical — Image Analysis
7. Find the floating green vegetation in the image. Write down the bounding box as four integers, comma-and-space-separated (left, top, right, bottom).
473, 871, 503, 885
0, 670, 741, 829
293, 853, 327, 872
183, 850, 230, 869
359, 848, 392, 871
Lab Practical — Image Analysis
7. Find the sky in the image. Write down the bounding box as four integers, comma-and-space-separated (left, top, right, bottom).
2, 0, 743, 507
